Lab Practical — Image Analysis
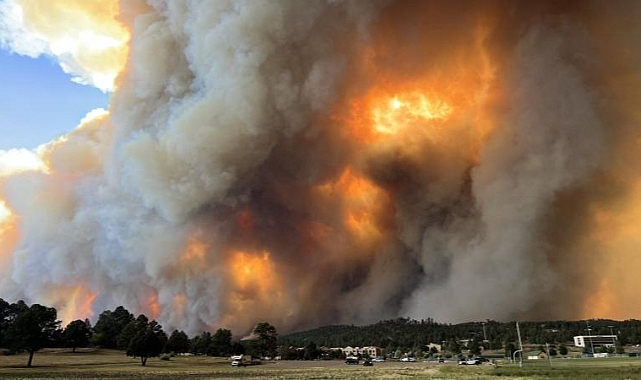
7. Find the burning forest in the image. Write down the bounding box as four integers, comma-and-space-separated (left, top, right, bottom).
1, 0, 641, 336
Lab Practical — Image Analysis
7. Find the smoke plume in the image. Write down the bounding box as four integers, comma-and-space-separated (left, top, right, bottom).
1, 0, 641, 335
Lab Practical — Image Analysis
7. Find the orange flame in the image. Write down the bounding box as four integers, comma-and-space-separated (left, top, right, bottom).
148, 292, 160, 320
578, 179, 641, 320
220, 250, 287, 329
314, 167, 391, 249
230, 250, 281, 294
181, 233, 207, 264
57, 286, 97, 324
371, 92, 453, 135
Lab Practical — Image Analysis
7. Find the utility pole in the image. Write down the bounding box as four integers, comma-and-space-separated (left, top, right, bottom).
608, 325, 617, 350
516, 322, 523, 367
545, 342, 552, 367
482, 322, 488, 349
586, 321, 595, 357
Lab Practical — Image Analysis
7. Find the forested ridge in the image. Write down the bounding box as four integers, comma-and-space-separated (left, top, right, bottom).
279, 317, 641, 350
5, 295, 641, 366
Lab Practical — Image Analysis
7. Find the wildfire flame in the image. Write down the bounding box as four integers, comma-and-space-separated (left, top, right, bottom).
181, 233, 207, 264
147, 292, 160, 320
371, 92, 453, 135
55, 286, 97, 324
220, 250, 287, 329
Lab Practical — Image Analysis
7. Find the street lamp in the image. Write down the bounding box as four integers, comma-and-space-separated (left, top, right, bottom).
482, 322, 488, 349
586, 321, 595, 356
608, 325, 617, 350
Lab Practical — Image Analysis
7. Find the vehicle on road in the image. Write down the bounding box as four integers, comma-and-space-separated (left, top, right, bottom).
345, 356, 359, 364
458, 358, 481, 365
363, 358, 373, 366
230, 354, 259, 367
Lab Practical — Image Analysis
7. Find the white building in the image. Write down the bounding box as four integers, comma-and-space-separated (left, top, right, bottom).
573, 335, 617, 348
426, 343, 442, 352
342, 346, 384, 357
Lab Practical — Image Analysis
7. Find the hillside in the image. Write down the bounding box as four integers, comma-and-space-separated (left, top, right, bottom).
278, 318, 641, 351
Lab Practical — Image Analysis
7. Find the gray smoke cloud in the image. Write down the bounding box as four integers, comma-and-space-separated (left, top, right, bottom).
1, 0, 640, 335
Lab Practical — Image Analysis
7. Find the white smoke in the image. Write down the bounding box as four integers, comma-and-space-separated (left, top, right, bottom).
0, 0, 128, 91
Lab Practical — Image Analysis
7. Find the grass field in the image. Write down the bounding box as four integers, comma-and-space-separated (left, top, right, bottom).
2, 349, 641, 379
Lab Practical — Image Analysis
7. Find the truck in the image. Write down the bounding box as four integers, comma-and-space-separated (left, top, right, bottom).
230, 355, 255, 367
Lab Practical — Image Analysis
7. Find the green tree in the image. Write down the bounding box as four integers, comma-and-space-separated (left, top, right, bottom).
304, 341, 319, 360
446, 338, 461, 355
211, 328, 232, 357
231, 341, 245, 355
558, 344, 568, 356
62, 319, 91, 352
124, 315, 167, 366
117, 321, 139, 351
165, 330, 190, 354
505, 342, 517, 359
92, 306, 134, 349
5, 302, 60, 367
253, 322, 277, 358
191, 332, 212, 355
469, 339, 481, 356
0, 298, 11, 347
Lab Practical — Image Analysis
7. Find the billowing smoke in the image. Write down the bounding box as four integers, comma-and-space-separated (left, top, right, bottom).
1, 0, 641, 335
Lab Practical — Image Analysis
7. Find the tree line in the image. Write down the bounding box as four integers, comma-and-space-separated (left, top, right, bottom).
4, 296, 641, 366
278, 317, 641, 357
0, 298, 277, 367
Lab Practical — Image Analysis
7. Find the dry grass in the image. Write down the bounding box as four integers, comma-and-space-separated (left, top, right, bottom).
1, 349, 641, 379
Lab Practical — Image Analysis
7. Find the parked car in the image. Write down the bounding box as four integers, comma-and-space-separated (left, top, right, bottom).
458, 358, 481, 365
363, 358, 373, 366
345, 356, 359, 364
401, 357, 417, 362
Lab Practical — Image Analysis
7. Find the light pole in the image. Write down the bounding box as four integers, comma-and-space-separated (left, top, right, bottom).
516, 322, 523, 367
482, 322, 488, 349
586, 321, 595, 356
545, 342, 552, 367
608, 325, 617, 350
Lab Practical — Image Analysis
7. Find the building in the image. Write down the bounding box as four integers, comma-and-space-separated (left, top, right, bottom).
342, 346, 384, 358
573, 335, 617, 348
426, 343, 442, 352
526, 351, 548, 360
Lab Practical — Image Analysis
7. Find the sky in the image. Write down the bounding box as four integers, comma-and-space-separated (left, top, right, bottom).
0, 49, 109, 150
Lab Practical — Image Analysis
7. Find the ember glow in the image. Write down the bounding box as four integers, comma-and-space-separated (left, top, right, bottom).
1, 0, 641, 334
371, 92, 453, 135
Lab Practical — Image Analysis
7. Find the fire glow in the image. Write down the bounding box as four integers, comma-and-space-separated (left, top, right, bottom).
371, 92, 453, 135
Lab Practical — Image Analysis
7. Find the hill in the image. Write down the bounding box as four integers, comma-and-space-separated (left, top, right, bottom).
279, 317, 641, 352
